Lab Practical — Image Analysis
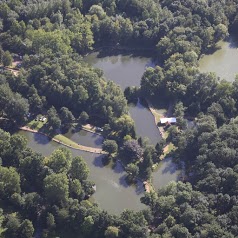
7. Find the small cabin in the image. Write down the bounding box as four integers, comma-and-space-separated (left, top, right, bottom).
160, 117, 177, 125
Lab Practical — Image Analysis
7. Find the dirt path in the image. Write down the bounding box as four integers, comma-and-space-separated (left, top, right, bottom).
20, 126, 104, 154
143, 181, 151, 193
81, 124, 102, 135
5, 66, 19, 76
163, 144, 169, 154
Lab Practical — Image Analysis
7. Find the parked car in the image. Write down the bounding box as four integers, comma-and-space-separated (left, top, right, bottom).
96, 127, 103, 132
16, 63, 22, 68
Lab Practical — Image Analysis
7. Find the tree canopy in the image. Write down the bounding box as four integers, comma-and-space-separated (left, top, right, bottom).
1, 0, 238, 237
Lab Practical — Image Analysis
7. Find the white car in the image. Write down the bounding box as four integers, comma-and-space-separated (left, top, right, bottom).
96, 127, 103, 132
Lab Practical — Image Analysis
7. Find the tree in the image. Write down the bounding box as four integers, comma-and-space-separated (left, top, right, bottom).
28, 94, 44, 113
2, 90, 29, 125
105, 226, 119, 238
0, 209, 6, 237
60, 107, 75, 125
30, 29, 72, 56
70, 179, 82, 199
81, 215, 94, 236
102, 140, 118, 155
89, 5, 106, 20
196, 115, 217, 134
19, 153, 45, 190
111, 115, 136, 139
70, 156, 89, 181
23, 193, 41, 221
47, 106, 61, 130
207, 102, 226, 126
78, 111, 89, 125
170, 224, 191, 238
141, 66, 164, 98
19, 219, 34, 238
5, 213, 21, 237
44, 173, 69, 204
120, 139, 143, 162
124, 86, 139, 103
126, 163, 139, 178
46, 213, 55, 229
0, 166, 21, 198
47, 148, 72, 173
9, 134, 27, 166
2, 51, 12, 66
174, 102, 186, 118
155, 139, 166, 158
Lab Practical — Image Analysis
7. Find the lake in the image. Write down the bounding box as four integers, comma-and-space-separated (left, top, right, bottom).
85, 52, 182, 191
85, 52, 155, 90
18, 130, 146, 214
18, 52, 182, 214
85, 52, 161, 145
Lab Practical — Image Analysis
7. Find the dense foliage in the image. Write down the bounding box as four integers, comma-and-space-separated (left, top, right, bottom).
1, 0, 238, 237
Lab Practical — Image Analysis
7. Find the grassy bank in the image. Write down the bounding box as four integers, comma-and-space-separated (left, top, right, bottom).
24, 119, 104, 153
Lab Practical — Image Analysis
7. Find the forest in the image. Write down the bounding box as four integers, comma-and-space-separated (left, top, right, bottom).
1, 0, 238, 237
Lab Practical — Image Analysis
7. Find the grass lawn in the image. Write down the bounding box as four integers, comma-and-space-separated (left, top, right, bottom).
163, 130, 169, 139
154, 108, 167, 121
167, 142, 175, 153
26, 119, 47, 131
26, 120, 80, 148
146, 99, 167, 125
24, 119, 103, 152
54, 134, 80, 148
160, 142, 176, 160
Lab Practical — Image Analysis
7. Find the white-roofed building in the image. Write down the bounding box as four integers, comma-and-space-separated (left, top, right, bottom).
160, 117, 176, 124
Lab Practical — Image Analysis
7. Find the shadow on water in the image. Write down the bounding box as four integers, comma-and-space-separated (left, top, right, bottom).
145, 60, 156, 68
93, 155, 106, 168
94, 137, 104, 146
202, 45, 222, 56
112, 161, 124, 174
228, 34, 238, 49
135, 182, 145, 195
119, 176, 145, 195
162, 160, 178, 175
96, 47, 156, 59
33, 133, 51, 145
119, 174, 130, 188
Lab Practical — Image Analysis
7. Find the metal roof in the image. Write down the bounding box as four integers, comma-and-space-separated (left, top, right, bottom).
160, 117, 177, 124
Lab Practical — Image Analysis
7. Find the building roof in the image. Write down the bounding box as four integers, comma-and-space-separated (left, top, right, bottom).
160, 117, 176, 124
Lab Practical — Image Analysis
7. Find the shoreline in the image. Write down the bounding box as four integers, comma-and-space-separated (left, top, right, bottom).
19, 126, 105, 154
145, 99, 167, 139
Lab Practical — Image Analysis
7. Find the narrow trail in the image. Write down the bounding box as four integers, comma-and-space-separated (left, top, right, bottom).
81, 124, 102, 135
19, 126, 104, 154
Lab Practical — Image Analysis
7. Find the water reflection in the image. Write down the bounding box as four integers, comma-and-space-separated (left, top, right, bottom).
199, 35, 238, 82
